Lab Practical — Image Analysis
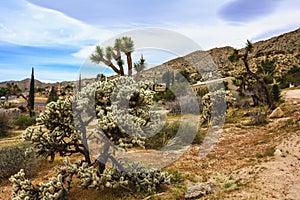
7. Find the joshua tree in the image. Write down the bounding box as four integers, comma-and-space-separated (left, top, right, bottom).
121, 37, 134, 76
271, 82, 281, 102
134, 54, 146, 81
5, 82, 22, 97
6, 71, 36, 115
90, 36, 135, 76
228, 40, 275, 109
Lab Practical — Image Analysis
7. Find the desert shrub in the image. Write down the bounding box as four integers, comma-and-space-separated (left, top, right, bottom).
0, 144, 37, 182
247, 110, 268, 125
153, 89, 176, 102
0, 114, 10, 138
145, 121, 180, 149
197, 87, 209, 97
280, 66, 300, 88
13, 115, 35, 130
145, 121, 203, 149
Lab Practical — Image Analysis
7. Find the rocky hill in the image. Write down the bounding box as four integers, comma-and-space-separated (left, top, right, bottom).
140, 27, 300, 82
0, 79, 52, 91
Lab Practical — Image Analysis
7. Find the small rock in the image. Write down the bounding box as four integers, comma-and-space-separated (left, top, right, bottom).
274, 149, 282, 156
185, 182, 214, 199
269, 107, 284, 118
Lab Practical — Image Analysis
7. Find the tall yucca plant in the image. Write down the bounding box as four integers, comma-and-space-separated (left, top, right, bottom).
90, 36, 135, 77
134, 54, 146, 81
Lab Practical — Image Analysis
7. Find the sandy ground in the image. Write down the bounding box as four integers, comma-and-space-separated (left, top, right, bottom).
282, 89, 300, 103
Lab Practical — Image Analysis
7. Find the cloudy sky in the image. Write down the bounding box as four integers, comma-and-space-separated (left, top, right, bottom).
0, 0, 300, 82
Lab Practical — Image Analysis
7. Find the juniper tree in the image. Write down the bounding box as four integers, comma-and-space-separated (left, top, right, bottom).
29, 67, 35, 117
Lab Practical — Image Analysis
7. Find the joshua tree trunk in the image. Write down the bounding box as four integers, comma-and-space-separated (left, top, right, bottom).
126, 52, 133, 76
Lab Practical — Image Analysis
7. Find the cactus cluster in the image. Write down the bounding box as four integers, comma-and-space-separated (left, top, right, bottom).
59, 157, 172, 193
23, 98, 79, 161
92, 76, 162, 148
9, 169, 67, 200
12, 76, 170, 198
201, 89, 235, 125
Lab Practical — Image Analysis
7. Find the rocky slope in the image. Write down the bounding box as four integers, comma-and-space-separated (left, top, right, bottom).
140, 27, 300, 81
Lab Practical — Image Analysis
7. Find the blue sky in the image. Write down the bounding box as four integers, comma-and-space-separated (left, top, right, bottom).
0, 0, 300, 82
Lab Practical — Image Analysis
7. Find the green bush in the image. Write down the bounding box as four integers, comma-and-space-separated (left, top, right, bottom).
153, 89, 176, 102
0, 114, 10, 138
145, 121, 180, 149
197, 87, 209, 97
0, 144, 38, 182
13, 115, 35, 130
280, 66, 300, 88
247, 110, 268, 126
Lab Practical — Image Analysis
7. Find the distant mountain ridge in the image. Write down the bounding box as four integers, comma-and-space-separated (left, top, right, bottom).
0, 79, 72, 91
139, 27, 300, 81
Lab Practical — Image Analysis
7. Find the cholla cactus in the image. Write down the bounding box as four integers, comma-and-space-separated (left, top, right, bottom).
14, 76, 168, 199
23, 98, 79, 162
201, 89, 235, 125
9, 169, 37, 200
59, 157, 172, 193
10, 169, 67, 200
23, 77, 161, 163
94, 77, 161, 148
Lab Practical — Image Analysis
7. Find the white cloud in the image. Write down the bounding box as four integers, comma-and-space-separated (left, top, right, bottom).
168, 1, 300, 50
0, 0, 113, 47
72, 45, 96, 59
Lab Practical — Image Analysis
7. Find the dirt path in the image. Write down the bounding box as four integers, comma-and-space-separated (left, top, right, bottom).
0, 132, 23, 147
282, 89, 300, 103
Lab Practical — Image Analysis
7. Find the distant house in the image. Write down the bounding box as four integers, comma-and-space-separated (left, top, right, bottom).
191, 77, 233, 92
0, 96, 6, 104
154, 83, 166, 92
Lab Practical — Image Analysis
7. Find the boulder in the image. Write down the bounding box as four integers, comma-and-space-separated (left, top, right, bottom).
269, 107, 284, 118
274, 149, 282, 156
185, 182, 214, 199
